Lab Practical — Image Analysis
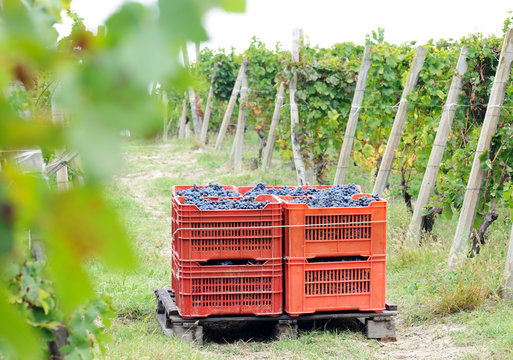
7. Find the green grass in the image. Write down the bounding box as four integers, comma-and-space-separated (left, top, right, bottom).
91, 135, 513, 359
202, 329, 379, 360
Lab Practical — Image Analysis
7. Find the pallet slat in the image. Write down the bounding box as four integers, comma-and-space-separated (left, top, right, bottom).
154, 288, 397, 343
154, 289, 178, 316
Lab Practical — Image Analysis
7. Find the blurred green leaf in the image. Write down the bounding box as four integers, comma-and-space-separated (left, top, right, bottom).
217, 0, 246, 12
0, 220, 14, 256
46, 242, 94, 311
0, 183, 14, 255
0, 0, 249, 356
0, 0, 59, 71
104, 2, 149, 47
40, 186, 135, 310
158, 0, 208, 43
0, 286, 41, 359
46, 186, 136, 267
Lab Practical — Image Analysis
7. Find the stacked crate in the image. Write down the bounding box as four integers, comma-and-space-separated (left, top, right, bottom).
171, 186, 283, 318
280, 191, 387, 315
238, 184, 387, 316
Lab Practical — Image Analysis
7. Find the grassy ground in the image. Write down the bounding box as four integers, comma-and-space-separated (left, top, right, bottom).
92, 133, 513, 359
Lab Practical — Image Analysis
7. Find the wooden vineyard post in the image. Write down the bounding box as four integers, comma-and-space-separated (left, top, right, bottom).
290, 28, 309, 186
372, 47, 427, 196
55, 157, 68, 191
231, 72, 249, 172
51, 84, 68, 191
505, 224, 513, 299
229, 71, 245, 160
182, 45, 201, 138
262, 82, 285, 170
449, 28, 513, 268
215, 59, 248, 150
200, 64, 218, 144
373, 46, 427, 196
333, 46, 372, 185
178, 95, 187, 139
407, 46, 469, 245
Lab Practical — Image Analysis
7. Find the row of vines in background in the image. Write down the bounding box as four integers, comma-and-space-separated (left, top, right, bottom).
164, 24, 513, 239
191, 38, 285, 134
434, 34, 511, 247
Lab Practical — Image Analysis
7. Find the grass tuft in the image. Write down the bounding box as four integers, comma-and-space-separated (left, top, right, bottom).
428, 276, 487, 316
425, 258, 501, 316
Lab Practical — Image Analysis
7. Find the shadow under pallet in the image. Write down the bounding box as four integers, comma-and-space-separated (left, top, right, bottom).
154, 288, 398, 344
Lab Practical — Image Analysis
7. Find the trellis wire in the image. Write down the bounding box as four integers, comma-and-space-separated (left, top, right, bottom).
278, 102, 513, 110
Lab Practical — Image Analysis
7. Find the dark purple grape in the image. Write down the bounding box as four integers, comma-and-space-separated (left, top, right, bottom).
183, 193, 270, 210
176, 182, 240, 197
289, 191, 379, 208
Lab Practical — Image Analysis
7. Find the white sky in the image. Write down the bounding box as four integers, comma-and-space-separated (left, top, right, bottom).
57, 0, 513, 56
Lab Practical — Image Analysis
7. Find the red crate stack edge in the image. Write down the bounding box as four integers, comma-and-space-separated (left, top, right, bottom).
172, 194, 282, 261
170, 184, 387, 318
171, 186, 283, 318
281, 193, 387, 258
284, 255, 386, 315
277, 192, 387, 315
172, 253, 282, 318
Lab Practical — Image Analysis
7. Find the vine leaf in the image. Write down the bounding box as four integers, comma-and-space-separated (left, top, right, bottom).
473, 213, 484, 230
0, 286, 41, 359
442, 203, 453, 221
44, 186, 136, 311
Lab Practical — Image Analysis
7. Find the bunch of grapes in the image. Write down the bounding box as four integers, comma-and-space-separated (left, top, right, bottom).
291, 194, 379, 208
242, 183, 318, 197
243, 183, 361, 197
184, 193, 270, 210
176, 182, 240, 197
316, 184, 361, 198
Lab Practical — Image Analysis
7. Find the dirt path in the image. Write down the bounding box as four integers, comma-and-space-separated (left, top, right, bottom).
117, 144, 204, 214
377, 316, 484, 359
119, 142, 487, 360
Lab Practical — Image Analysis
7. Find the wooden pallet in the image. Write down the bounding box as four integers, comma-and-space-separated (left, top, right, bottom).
154, 288, 397, 344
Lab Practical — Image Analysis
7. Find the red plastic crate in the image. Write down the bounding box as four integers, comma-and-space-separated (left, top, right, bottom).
171, 255, 177, 295
172, 194, 282, 261
280, 194, 386, 258
173, 253, 283, 318
237, 184, 361, 195
284, 255, 386, 316
171, 251, 180, 295
171, 185, 238, 239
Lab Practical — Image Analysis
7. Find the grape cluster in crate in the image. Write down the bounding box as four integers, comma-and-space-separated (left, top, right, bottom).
171, 182, 387, 318
184, 193, 270, 210
175, 182, 240, 197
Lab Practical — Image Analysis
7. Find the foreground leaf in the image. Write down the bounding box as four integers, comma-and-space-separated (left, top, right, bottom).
0, 285, 41, 359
